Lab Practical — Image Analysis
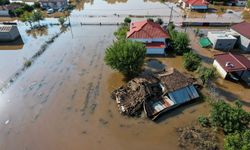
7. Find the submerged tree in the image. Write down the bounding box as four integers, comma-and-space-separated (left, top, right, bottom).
104, 40, 146, 78
183, 51, 201, 71
124, 17, 131, 24
58, 17, 66, 26
20, 11, 33, 28
114, 24, 129, 40
31, 10, 44, 26
224, 130, 250, 150
197, 66, 216, 85
173, 32, 190, 55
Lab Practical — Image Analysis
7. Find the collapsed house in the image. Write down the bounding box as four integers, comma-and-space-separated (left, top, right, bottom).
112, 68, 200, 120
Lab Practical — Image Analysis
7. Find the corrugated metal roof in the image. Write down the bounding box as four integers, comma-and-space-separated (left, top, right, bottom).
0, 25, 13, 33
127, 20, 169, 39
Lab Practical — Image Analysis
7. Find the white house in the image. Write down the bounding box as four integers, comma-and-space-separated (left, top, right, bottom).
230, 22, 250, 51
207, 31, 238, 51
0, 6, 9, 16
179, 0, 209, 10
127, 20, 170, 55
213, 53, 250, 86
0, 25, 21, 42
39, 0, 68, 9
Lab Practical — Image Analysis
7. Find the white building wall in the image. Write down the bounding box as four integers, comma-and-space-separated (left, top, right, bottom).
231, 29, 250, 51
0, 10, 9, 16
213, 60, 228, 79
207, 32, 237, 51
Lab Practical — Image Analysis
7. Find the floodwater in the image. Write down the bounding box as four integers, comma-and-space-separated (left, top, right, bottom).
0, 0, 248, 150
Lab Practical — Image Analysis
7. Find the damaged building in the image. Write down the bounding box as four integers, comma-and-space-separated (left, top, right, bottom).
112, 68, 200, 120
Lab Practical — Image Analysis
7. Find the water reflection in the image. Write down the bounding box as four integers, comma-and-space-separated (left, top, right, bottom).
26, 25, 48, 38
0, 36, 24, 50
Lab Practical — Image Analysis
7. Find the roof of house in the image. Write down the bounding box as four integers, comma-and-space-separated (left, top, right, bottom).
184, 0, 209, 6
156, 68, 194, 93
127, 20, 169, 39
145, 42, 166, 48
231, 22, 250, 39
214, 53, 250, 72
0, 25, 13, 33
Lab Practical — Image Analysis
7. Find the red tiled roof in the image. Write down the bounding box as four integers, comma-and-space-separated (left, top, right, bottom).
127, 20, 169, 39
146, 42, 166, 48
214, 53, 250, 72
184, 0, 209, 6
231, 22, 250, 39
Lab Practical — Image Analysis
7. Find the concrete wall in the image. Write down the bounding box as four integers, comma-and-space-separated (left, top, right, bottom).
213, 60, 228, 79
0, 10, 9, 16
231, 29, 250, 51
146, 48, 165, 55
208, 32, 237, 51
130, 38, 166, 44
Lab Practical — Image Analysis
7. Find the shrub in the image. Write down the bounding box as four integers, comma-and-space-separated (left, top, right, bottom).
124, 17, 131, 24
198, 115, 210, 127
183, 51, 201, 71
224, 130, 250, 150
58, 17, 66, 26
210, 100, 250, 134
24, 60, 32, 68
114, 24, 129, 40
104, 40, 146, 78
197, 66, 216, 85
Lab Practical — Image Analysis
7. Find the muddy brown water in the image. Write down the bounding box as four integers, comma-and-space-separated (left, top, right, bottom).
0, 24, 211, 150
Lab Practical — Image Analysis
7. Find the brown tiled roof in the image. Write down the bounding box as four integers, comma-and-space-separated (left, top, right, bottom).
214, 53, 250, 72
231, 21, 250, 39
156, 68, 193, 93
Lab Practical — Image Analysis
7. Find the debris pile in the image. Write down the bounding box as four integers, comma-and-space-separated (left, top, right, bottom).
177, 126, 219, 150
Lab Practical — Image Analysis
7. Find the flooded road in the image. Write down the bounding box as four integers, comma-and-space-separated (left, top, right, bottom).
0, 23, 210, 150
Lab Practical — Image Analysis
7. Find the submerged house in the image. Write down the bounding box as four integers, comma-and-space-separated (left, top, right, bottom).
144, 68, 199, 120
179, 0, 209, 11
230, 22, 250, 51
112, 68, 199, 120
0, 25, 21, 42
207, 31, 238, 51
127, 20, 170, 55
213, 53, 250, 86
39, 0, 68, 9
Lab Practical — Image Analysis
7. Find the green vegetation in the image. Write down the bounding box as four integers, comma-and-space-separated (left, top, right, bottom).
183, 52, 201, 71
224, 130, 250, 150
197, 66, 216, 85
20, 11, 33, 28
104, 40, 146, 78
24, 60, 32, 68
210, 100, 250, 134
167, 23, 190, 55
33, 2, 41, 9
58, 17, 66, 26
124, 17, 131, 24
114, 24, 129, 40
0, 0, 9, 5
248, 0, 250, 8
198, 115, 210, 127
9, 3, 34, 17
31, 10, 44, 26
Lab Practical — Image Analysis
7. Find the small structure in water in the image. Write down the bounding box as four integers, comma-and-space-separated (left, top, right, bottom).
112, 68, 200, 120
0, 25, 21, 42
213, 53, 250, 86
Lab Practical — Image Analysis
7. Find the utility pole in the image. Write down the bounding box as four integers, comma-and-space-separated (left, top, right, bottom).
169, 6, 173, 24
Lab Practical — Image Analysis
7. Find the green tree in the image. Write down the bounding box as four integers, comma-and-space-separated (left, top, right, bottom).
173, 32, 190, 55
248, 0, 250, 8
114, 24, 129, 40
198, 66, 216, 85
0, 0, 10, 5
20, 11, 33, 28
31, 10, 44, 26
183, 51, 201, 71
224, 130, 250, 150
124, 17, 131, 24
104, 40, 146, 77
58, 17, 66, 26
210, 100, 250, 134
33, 2, 41, 9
